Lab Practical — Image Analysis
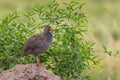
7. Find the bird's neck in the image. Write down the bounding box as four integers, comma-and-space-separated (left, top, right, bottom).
43, 30, 53, 40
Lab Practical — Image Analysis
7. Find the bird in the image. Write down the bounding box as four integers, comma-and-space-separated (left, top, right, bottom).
23, 26, 53, 67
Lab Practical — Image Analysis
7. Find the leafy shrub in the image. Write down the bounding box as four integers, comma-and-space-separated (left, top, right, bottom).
0, 0, 101, 80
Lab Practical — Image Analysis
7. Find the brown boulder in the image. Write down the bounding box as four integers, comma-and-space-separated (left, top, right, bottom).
0, 64, 61, 80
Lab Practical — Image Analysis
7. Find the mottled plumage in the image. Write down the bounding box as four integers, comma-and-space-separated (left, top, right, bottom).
23, 26, 53, 67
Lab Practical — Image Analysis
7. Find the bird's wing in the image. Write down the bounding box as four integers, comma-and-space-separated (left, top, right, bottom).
23, 34, 45, 54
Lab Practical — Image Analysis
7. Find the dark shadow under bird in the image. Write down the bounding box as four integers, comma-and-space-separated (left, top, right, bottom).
23, 26, 53, 67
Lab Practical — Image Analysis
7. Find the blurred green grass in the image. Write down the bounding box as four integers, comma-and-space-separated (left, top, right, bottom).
0, 0, 120, 80
87, 0, 120, 41
84, 1, 120, 80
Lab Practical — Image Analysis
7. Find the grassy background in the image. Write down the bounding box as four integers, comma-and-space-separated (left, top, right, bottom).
0, 0, 120, 80
86, 0, 120, 80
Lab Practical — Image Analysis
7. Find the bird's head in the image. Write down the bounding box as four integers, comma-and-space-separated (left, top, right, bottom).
44, 26, 52, 32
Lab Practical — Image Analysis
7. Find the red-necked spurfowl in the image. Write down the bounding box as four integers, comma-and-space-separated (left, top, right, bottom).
23, 26, 53, 67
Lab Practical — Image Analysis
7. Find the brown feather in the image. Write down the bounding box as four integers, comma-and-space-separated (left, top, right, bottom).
23, 26, 53, 57
23, 34, 45, 56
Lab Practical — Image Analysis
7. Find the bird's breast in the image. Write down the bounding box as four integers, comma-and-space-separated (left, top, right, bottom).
41, 39, 51, 51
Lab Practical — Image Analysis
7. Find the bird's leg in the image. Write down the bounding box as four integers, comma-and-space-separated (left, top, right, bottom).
35, 56, 43, 67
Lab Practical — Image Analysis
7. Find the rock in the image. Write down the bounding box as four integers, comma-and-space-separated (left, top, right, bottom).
0, 64, 61, 80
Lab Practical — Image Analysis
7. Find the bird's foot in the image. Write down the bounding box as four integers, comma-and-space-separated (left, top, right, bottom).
36, 63, 44, 67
